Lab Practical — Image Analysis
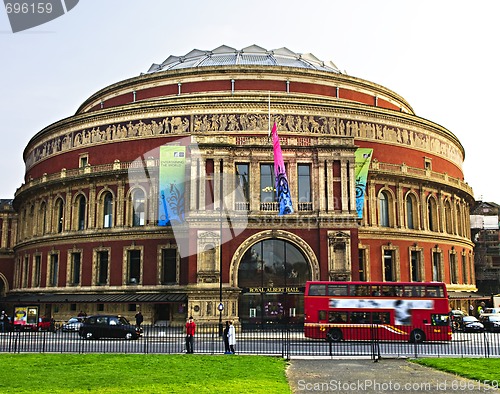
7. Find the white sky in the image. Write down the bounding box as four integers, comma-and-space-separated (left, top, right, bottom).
1, 0, 499, 202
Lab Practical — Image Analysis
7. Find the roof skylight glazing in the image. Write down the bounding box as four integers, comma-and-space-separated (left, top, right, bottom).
146, 45, 341, 74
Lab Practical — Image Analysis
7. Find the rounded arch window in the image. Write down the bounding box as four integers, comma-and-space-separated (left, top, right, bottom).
54, 198, 64, 233
131, 189, 145, 226
238, 239, 311, 288
103, 192, 113, 228
76, 194, 86, 230
405, 193, 418, 230
379, 190, 391, 227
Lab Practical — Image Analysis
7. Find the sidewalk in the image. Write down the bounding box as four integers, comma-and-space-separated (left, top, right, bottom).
286, 358, 498, 393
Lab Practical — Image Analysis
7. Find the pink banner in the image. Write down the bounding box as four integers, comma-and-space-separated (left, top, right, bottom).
272, 122, 293, 215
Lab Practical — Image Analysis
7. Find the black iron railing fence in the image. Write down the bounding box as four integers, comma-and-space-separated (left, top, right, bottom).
0, 323, 499, 359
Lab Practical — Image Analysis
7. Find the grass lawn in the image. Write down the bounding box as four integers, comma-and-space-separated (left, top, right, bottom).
412, 358, 500, 387
0, 354, 290, 393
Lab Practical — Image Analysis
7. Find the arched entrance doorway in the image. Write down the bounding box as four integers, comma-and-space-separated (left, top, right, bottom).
237, 237, 312, 326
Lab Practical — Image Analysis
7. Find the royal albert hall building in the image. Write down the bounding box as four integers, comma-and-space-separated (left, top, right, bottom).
4, 45, 476, 325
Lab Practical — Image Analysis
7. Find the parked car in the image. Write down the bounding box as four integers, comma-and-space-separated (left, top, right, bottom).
62, 317, 84, 332
482, 308, 500, 315
462, 316, 484, 333
479, 314, 500, 332
449, 310, 465, 331
78, 315, 141, 340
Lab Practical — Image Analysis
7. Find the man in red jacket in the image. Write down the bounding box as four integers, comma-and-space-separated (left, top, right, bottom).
185, 316, 196, 353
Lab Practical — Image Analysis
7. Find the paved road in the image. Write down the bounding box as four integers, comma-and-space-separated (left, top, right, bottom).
286, 358, 499, 393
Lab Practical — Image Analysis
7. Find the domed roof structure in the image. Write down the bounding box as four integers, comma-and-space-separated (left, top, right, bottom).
145, 44, 341, 74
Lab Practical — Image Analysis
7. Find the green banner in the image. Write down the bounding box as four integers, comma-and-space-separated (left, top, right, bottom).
158, 145, 186, 226
354, 148, 373, 219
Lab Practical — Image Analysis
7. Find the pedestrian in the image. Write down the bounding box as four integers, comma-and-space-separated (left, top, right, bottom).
0, 311, 7, 333
469, 304, 474, 316
135, 311, 144, 330
477, 302, 485, 316
228, 320, 236, 354
185, 316, 196, 354
223, 321, 230, 354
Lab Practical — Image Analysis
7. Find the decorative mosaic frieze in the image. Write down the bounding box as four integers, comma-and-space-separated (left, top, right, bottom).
25, 112, 462, 170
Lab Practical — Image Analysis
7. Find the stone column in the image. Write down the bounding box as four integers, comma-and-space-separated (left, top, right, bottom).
88, 184, 96, 229
116, 179, 125, 227
340, 160, 348, 213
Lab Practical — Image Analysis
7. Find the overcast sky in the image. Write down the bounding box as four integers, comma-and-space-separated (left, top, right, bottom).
1, 0, 499, 203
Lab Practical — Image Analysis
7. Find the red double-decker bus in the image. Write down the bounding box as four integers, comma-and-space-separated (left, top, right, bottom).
304, 281, 452, 343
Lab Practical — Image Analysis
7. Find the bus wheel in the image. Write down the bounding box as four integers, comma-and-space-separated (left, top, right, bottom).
326, 328, 343, 342
409, 329, 425, 343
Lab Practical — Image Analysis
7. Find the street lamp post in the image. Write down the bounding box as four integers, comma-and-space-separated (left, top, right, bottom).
218, 301, 224, 336
218, 204, 223, 336
218, 159, 224, 337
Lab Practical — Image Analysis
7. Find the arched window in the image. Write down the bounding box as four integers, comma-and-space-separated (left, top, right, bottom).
427, 196, 438, 232
39, 202, 47, 235
54, 198, 64, 233
405, 193, 418, 230
77, 194, 86, 231
378, 190, 391, 227
444, 200, 453, 234
456, 202, 464, 236
28, 205, 35, 237
131, 189, 145, 227
103, 192, 113, 228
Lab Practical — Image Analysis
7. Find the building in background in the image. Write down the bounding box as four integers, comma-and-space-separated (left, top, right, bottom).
471, 201, 500, 297
1, 45, 476, 324
0, 200, 16, 300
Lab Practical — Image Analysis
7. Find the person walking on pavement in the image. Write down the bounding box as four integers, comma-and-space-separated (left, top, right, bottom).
135, 311, 144, 331
228, 320, 236, 354
185, 316, 196, 354
0, 311, 7, 333
223, 321, 231, 354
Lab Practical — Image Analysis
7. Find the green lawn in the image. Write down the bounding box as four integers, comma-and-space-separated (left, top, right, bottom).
411, 358, 500, 387
2, 354, 499, 393
0, 354, 290, 393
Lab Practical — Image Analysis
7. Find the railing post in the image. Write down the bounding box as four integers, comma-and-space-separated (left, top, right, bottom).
483, 330, 490, 358
370, 324, 380, 362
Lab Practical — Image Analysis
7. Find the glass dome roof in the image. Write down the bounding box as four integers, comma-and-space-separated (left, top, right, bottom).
145, 45, 341, 74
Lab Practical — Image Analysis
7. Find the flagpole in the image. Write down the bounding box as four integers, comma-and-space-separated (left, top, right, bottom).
268, 91, 271, 137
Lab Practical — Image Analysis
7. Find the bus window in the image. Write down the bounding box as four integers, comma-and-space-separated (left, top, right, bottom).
309, 284, 326, 296
381, 285, 393, 296
372, 312, 390, 324
350, 285, 370, 296
328, 312, 347, 323
350, 312, 371, 324
370, 285, 381, 296
328, 284, 348, 296
426, 286, 442, 298
431, 314, 449, 326
404, 285, 424, 297
318, 310, 327, 321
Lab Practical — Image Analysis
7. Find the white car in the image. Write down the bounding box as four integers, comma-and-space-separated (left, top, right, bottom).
62, 317, 84, 332
462, 316, 484, 333
479, 314, 500, 332
482, 308, 500, 315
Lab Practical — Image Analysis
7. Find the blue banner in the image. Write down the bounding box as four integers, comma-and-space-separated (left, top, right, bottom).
158, 146, 186, 226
